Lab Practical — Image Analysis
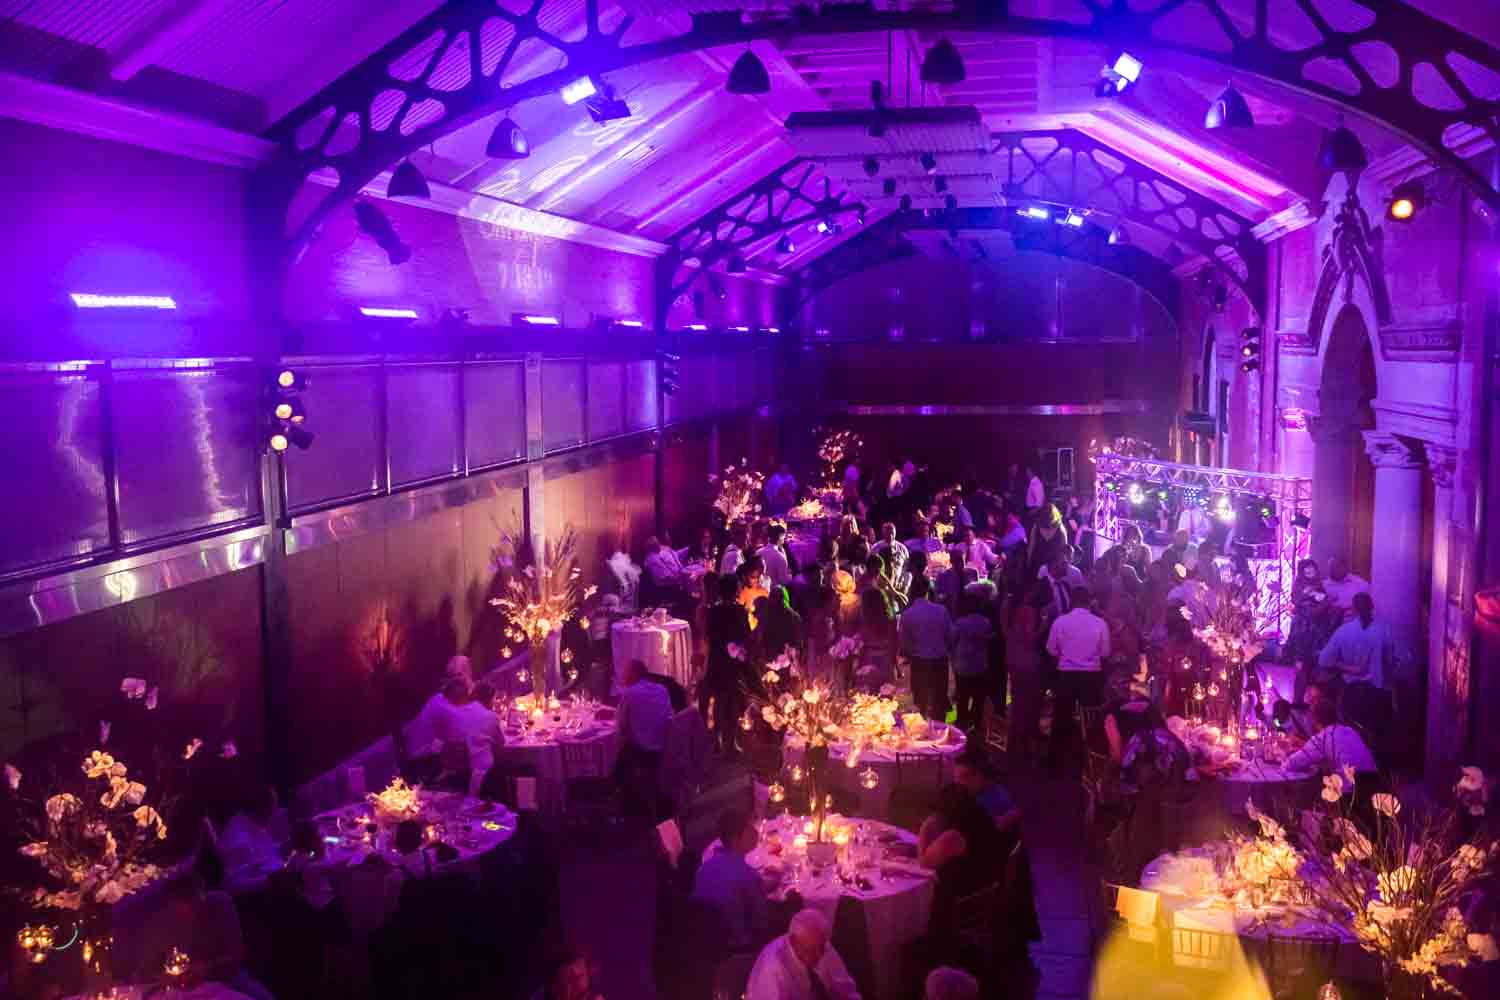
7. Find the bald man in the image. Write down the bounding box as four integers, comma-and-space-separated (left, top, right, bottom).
745, 909, 861, 1000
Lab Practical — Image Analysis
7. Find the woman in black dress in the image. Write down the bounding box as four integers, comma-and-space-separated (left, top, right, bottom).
702, 574, 751, 753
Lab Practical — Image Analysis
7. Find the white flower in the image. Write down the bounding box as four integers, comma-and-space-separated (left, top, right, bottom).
82, 751, 123, 780
1456, 844, 1486, 871
99, 720, 111, 745
1458, 766, 1486, 793
1333, 818, 1373, 860
19, 841, 48, 858
144, 687, 158, 711
120, 678, 147, 699
1378, 865, 1418, 901
182, 738, 203, 760
45, 793, 80, 824
220, 741, 238, 759
803, 688, 821, 705
761, 706, 779, 725
94, 880, 126, 905
1468, 933, 1500, 961
4, 763, 18, 790
727, 643, 746, 662
583, 585, 598, 599
133, 805, 167, 839
1321, 773, 1347, 802
1369, 902, 1414, 927
762, 670, 781, 685
1341, 763, 1357, 785
1371, 793, 1401, 818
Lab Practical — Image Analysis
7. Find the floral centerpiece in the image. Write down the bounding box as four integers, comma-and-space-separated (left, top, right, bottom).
1185, 586, 1264, 727
367, 777, 423, 826
709, 460, 765, 527
751, 652, 854, 847
828, 635, 863, 694
815, 428, 863, 492
490, 524, 593, 701
788, 497, 834, 523
1280, 766, 1498, 996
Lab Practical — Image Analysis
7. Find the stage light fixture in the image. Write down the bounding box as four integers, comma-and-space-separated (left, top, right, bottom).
1107, 226, 1129, 245
1061, 209, 1085, 227
486, 117, 529, 159
514, 313, 561, 326
685, 323, 708, 331
920, 38, 965, 85
1212, 285, 1229, 313
387, 160, 430, 200
616, 319, 644, 328
726, 253, 747, 274
1240, 359, 1261, 373
1291, 513, 1311, 530
1127, 483, 1146, 506
882, 178, 897, 197
920, 152, 938, 174
1021, 205, 1050, 221
1214, 495, 1236, 523
726, 49, 771, 94
70, 293, 177, 309
816, 219, 832, 234
273, 398, 306, 423
1096, 51, 1142, 97
274, 368, 308, 391
353, 199, 411, 265
1387, 180, 1425, 222
934, 177, 949, 195
1205, 83, 1254, 129
585, 88, 632, 123
359, 306, 419, 319
944, 194, 957, 211
560, 76, 597, 105
1317, 116, 1368, 175
775, 235, 795, 255
856, 205, 867, 225
899, 194, 913, 211
863, 157, 880, 178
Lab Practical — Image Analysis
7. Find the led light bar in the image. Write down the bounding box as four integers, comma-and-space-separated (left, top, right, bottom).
616, 319, 644, 328
359, 306, 419, 318
1021, 206, 1050, 221
730, 325, 750, 332
517, 314, 560, 326
1061, 210, 1085, 228
685, 323, 708, 331
765, 327, 781, 334
70, 293, 177, 310
560, 77, 597, 105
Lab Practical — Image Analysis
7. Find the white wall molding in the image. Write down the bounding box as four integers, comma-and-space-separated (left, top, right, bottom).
307, 168, 668, 260
0, 70, 274, 169
1251, 201, 1316, 243
1367, 125, 1495, 186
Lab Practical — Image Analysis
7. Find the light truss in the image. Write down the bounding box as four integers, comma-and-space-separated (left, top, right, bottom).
994, 130, 1266, 317
658, 158, 862, 325
1093, 453, 1312, 637
250, 0, 1500, 304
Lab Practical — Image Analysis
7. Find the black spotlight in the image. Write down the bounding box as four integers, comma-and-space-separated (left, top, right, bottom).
775, 234, 795, 255
1212, 285, 1229, 313
267, 366, 312, 454
1291, 513, 1311, 530
585, 82, 631, 122
725, 253, 747, 274
934, 176, 948, 194
920, 38, 965, 85
353, 199, 411, 265
863, 157, 880, 178
273, 397, 307, 423
387, 159, 429, 199
657, 350, 681, 395
899, 194, 913, 211
944, 194, 957, 211
1205, 83, 1254, 129
1317, 116, 1368, 175
882, 178, 897, 197
920, 152, 937, 174
486, 116, 529, 159
274, 367, 308, 391
1387, 179, 1425, 222
726, 49, 771, 95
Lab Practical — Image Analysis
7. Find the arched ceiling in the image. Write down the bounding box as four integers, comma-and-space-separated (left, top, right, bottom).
2, 0, 1496, 300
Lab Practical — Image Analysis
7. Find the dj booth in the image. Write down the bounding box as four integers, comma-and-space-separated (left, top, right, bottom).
1091, 454, 1312, 639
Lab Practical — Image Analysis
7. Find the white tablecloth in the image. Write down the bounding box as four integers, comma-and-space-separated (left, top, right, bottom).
612, 617, 693, 687
493, 715, 619, 820
312, 792, 517, 932
713, 815, 934, 1000
784, 725, 967, 819
1208, 758, 1309, 815
67, 986, 253, 1000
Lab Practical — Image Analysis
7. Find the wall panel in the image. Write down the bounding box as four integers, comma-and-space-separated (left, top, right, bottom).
586, 361, 625, 441
464, 361, 526, 469
542, 360, 586, 453
624, 359, 657, 433
546, 454, 655, 577
387, 364, 462, 485
662, 429, 713, 543
284, 366, 382, 510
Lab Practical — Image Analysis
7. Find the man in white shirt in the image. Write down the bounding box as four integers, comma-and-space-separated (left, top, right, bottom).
1323, 557, 1370, 622
872, 522, 910, 586
1024, 465, 1046, 521
758, 524, 793, 588
746, 908, 861, 1000
615, 659, 674, 816
959, 527, 998, 573
1045, 586, 1110, 765
452, 683, 504, 797
403, 676, 468, 761
1037, 554, 1085, 621
720, 526, 748, 577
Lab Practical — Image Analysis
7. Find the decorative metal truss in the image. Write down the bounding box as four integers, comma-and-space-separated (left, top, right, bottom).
789, 205, 1181, 317
1093, 453, 1312, 637
994, 130, 1266, 317
250, 0, 1500, 304
657, 158, 863, 325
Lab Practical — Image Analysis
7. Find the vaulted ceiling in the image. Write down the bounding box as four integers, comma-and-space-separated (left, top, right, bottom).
3, 0, 1496, 289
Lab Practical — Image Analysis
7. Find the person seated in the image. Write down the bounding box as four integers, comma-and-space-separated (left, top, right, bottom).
394, 818, 429, 877
644, 535, 688, 594
745, 908, 862, 1000
401, 674, 468, 775
134, 872, 271, 1000
615, 658, 674, 814
219, 784, 282, 892
952, 754, 1022, 835
1283, 696, 1377, 776
453, 681, 504, 797
918, 785, 1005, 935
924, 967, 980, 1000
694, 807, 779, 952
534, 946, 603, 1000
1111, 703, 1191, 798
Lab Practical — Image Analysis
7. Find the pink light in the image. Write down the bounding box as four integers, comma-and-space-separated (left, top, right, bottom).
70, 293, 176, 310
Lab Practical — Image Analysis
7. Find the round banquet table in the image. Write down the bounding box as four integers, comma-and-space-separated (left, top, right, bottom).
784, 723, 967, 819
786, 530, 821, 573
1139, 849, 1373, 978
611, 616, 693, 688
1169, 718, 1311, 815
710, 814, 934, 1000
67, 986, 253, 1000
492, 712, 619, 822
312, 791, 516, 933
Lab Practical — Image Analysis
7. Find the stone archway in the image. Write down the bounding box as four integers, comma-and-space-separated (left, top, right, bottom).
1310, 305, 1378, 574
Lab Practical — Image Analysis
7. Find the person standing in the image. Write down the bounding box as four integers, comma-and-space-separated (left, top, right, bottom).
872, 521, 910, 589
765, 463, 799, 517
759, 524, 793, 588
1045, 586, 1110, 766
1318, 591, 1397, 742
951, 595, 995, 732
1023, 464, 1046, 524
1323, 556, 1371, 623
704, 575, 752, 753
899, 577, 954, 721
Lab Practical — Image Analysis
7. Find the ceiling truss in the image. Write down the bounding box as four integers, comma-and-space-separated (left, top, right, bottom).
249, 0, 1500, 307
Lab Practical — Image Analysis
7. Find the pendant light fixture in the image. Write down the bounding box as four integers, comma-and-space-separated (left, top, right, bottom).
1205, 83, 1254, 129
387, 159, 430, 199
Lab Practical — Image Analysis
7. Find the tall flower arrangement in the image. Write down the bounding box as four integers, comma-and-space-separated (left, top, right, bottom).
1185, 583, 1264, 726
1274, 767, 1498, 995
815, 428, 863, 492
709, 459, 765, 527
489, 524, 592, 701
750, 652, 855, 843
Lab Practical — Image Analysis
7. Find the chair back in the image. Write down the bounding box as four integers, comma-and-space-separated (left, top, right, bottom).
894, 751, 945, 790
1078, 705, 1106, 748
659, 707, 710, 803
711, 953, 757, 1000
561, 738, 606, 780
831, 894, 877, 999
1264, 932, 1340, 999
1171, 926, 1234, 970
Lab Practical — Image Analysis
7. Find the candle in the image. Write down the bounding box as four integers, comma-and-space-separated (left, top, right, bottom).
789, 765, 804, 784
547, 696, 561, 711
802, 819, 816, 835
769, 782, 786, 804
792, 834, 808, 852
859, 767, 879, 790
832, 828, 851, 847
164, 946, 191, 979
1245, 726, 1261, 742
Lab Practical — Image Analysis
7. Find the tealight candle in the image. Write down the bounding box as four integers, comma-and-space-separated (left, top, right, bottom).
1244, 726, 1261, 742
789, 765, 804, 784
832, 828, 851, 847
769, 782, 786, 804
164, 947, 191, 979
740, 714, 753, 731
859, 767, 879, 790
803, 819, 816, 835
792, 834, 808, 852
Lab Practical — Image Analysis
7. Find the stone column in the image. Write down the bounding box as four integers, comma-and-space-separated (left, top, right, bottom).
1308, 416, 1359, 568
1424, 444, 1464, 776
1361, 431, 1425, 660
